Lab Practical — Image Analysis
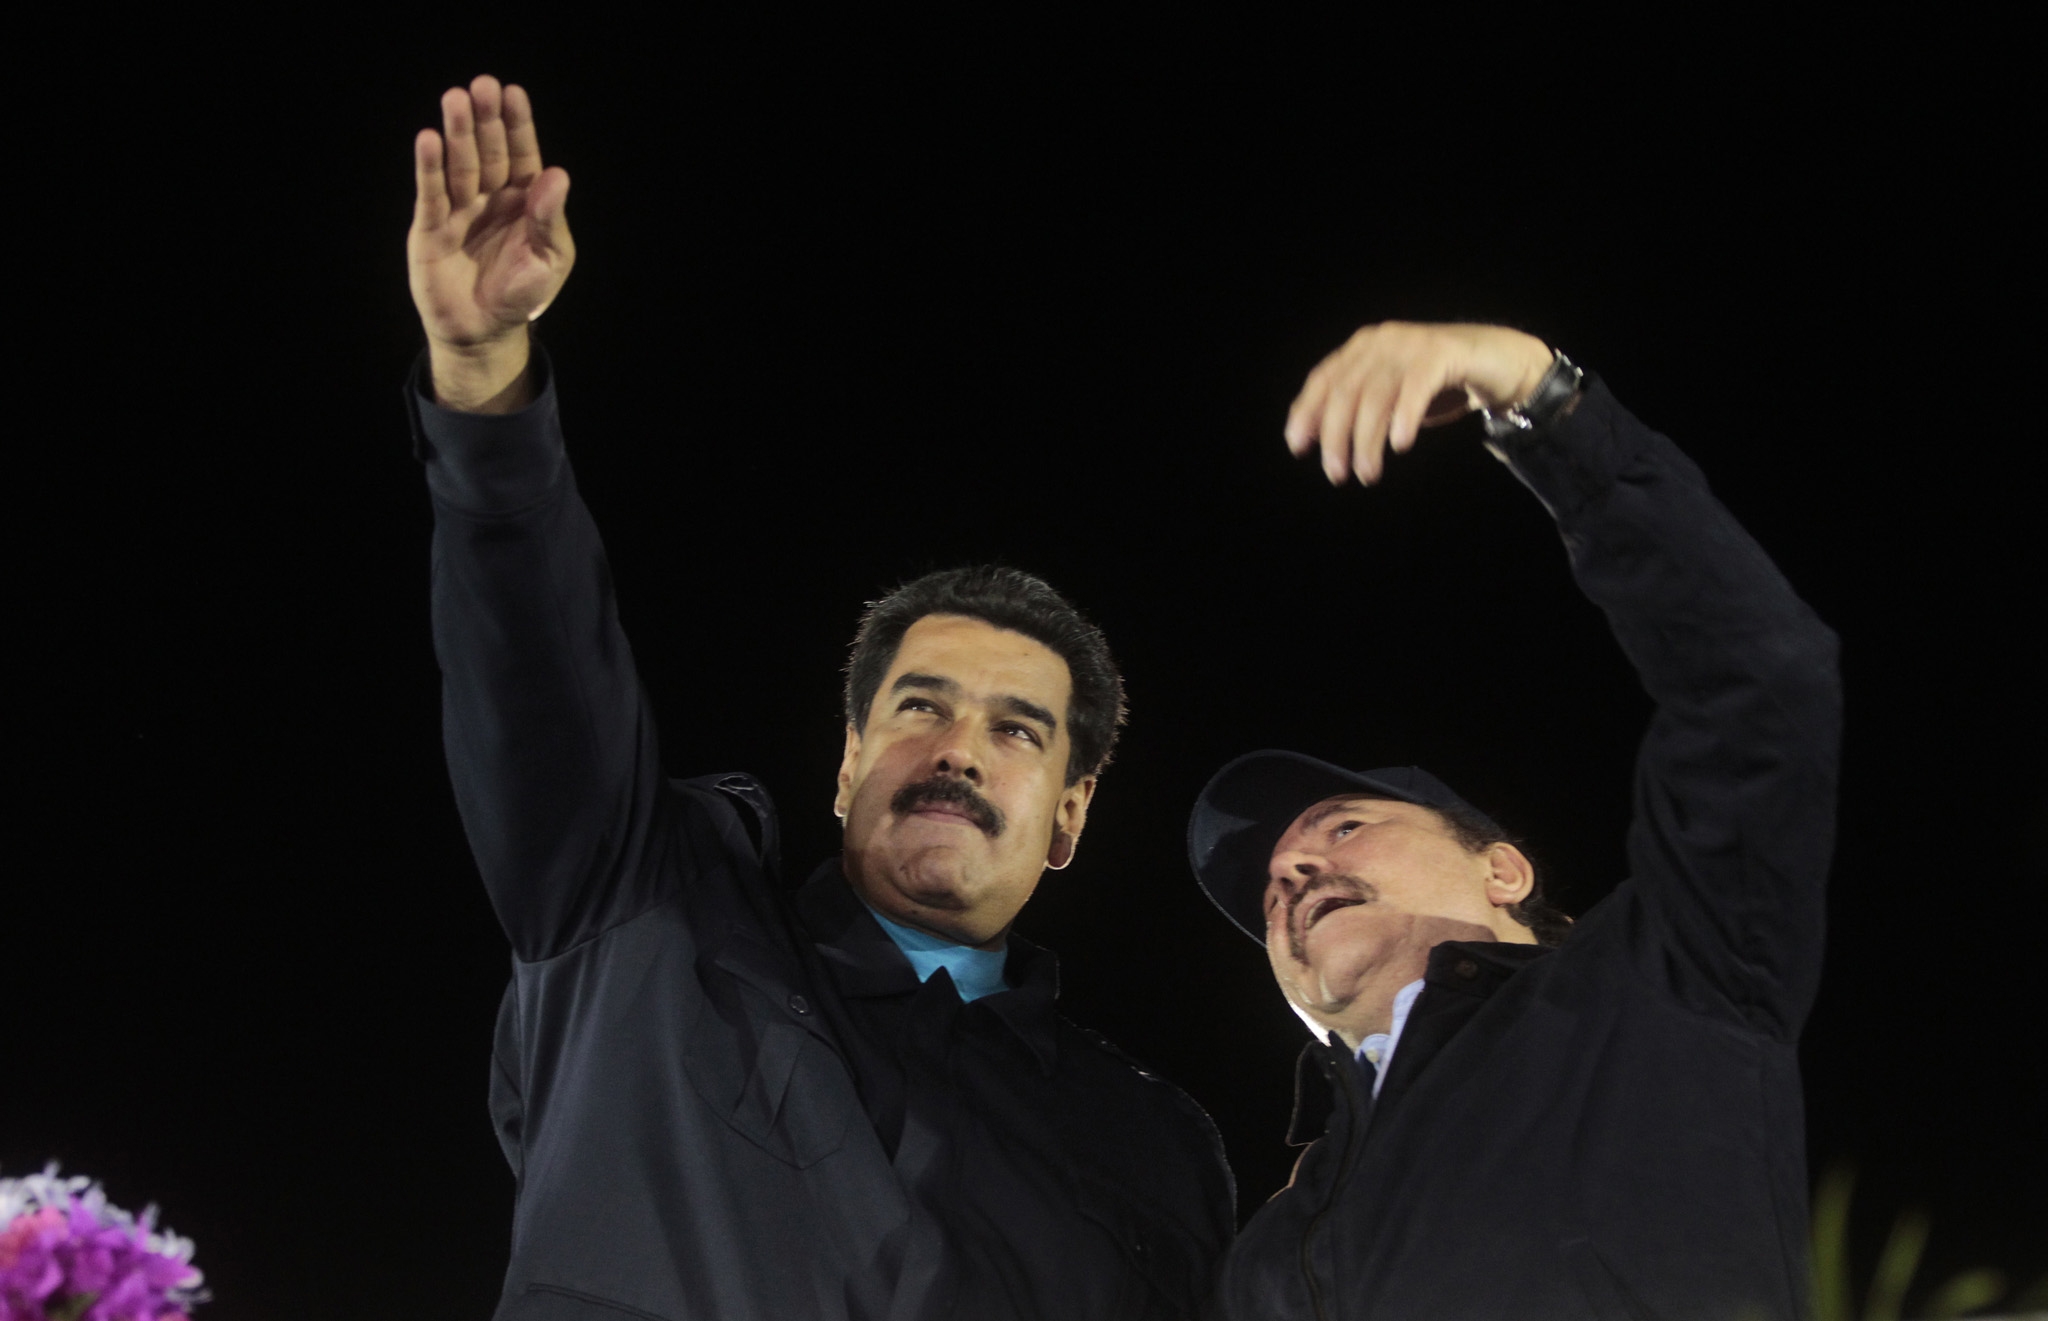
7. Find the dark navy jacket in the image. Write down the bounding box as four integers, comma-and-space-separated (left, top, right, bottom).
1214, 380, 1841, 1321
410, 357, 1234, 1321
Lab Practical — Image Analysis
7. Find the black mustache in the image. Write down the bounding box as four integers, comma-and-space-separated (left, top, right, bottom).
890, 776, 1006, 838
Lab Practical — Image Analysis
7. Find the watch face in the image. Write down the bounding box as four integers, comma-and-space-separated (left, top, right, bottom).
1524, 356, 1582, 423
1483, 352, 1580, 441
1481, 408, 1535, 440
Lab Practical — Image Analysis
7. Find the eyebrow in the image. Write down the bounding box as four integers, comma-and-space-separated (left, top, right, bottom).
995, 694, 1059, 736
891, 672, 959, 698
889, 672, 1060, 739
1298, 797, 1383, 832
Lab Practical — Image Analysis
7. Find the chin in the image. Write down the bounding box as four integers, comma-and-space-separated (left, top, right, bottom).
1288, 941, 1384, 1010
1280, 980, 1360, 1044
884, 846, 984, 913
1302, 969, 1368, 1015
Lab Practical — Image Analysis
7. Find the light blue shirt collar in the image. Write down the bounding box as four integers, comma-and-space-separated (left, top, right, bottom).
864, 904, 1011, 1003
1355, 978, 1427, 1097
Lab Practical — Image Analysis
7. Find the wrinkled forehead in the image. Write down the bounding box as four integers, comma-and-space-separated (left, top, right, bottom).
886, 615, 1074, 722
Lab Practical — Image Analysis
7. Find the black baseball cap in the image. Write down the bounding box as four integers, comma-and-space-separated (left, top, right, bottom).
1187, 751, 1503, 943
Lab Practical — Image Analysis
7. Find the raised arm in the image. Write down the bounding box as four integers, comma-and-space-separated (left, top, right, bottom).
1285, 322, 1841, 1039
407, 78, 672, 960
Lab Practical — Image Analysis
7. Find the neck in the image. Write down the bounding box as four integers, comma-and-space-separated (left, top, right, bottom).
1303, 914, 1515, 1051
1316, 953, 1430, 1052
864, 898, 1008, 953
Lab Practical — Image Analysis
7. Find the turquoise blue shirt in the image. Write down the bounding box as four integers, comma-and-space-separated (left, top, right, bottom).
864, 903, 1011, 1002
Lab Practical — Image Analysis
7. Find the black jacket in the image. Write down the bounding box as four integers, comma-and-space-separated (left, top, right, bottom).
410, 358, 1235, 1321
1214, 380, 1841, 1321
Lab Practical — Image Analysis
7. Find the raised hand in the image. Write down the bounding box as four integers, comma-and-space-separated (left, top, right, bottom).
408, 75, 574, 411
1283, 322, 1554, 486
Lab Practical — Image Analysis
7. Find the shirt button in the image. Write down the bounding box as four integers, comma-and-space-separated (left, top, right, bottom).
788, 994, 810, 1015
1454, 958, 1479, 979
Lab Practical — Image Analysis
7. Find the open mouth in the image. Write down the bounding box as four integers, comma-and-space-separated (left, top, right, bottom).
1301, 894, 1364, 932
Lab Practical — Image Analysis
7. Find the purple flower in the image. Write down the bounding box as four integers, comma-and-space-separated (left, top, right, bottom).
0, 1167, 204, 1321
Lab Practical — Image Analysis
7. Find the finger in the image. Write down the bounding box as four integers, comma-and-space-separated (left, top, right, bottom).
503, 83, 543, 184
1349, 370, 1398, 484
1285, 363, 1334, 454
1318, 371, 1364, 484
412, 128, 449, 232
1386, 360, 1454, 455
441, 87, 480, 209
471, 74, 510, 194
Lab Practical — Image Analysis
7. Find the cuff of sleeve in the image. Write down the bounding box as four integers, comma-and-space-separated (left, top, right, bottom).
405, 346, 565, 516
1485, 374, 1632, 525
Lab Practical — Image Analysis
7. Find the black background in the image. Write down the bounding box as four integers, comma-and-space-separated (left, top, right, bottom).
8, 14, 2042, 1320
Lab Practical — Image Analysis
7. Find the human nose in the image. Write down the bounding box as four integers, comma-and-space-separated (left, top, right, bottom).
928, 721, 987, 785
1266, 851, 1324, 902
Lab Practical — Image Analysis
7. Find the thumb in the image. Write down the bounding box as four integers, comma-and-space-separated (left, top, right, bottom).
527, 166, 573, 251
519, 168, 574, 323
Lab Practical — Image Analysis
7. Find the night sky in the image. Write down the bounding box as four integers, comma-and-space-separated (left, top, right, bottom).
9, 17, 2041, 1319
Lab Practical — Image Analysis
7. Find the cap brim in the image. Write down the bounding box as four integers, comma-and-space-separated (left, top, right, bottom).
1188, 751, 1506, 943
1185, 751, 1412, 943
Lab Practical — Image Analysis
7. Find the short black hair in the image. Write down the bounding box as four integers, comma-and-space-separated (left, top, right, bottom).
1428, 800, 1573, 947
843, 566, 1126, 785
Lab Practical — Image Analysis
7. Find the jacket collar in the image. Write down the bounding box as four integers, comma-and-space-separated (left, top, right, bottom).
1284, 938, 1555, 1144
979, 936, 1061, 1075
1371, 938, 1552, 1116
1287, 1038, 1365, 1146
1424, 937, 1553, 987
796, 859, 1063, 1075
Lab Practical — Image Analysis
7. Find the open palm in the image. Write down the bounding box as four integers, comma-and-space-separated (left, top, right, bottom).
408, 76, 573, 349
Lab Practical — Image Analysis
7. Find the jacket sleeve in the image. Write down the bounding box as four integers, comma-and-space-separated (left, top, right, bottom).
1494, 377, 1841, 1039
411, 351, 681, 961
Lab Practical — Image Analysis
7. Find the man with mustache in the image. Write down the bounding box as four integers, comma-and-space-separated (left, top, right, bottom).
1188, 322, 1839, 1318
405, 76, 1231, 1320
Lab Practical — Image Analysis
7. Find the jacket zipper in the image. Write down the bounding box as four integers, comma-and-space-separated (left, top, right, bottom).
1298, 1056, 1366, 1321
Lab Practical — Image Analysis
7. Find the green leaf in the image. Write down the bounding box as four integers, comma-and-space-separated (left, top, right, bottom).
1813, 1163, 1857, 1321
1862, 1207, 1928, 1321
1923, 1268, 2005, 1319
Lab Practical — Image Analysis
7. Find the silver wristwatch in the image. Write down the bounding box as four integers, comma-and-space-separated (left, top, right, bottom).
1479, 349, 1584, 440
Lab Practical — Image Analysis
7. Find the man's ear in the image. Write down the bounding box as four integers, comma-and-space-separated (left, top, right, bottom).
1046, 775, 1097, 869
1483, 841, 1536, 907
833, 724, 861, 820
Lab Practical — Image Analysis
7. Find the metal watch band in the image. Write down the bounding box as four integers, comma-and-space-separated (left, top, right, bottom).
1480, 349, 1583, 440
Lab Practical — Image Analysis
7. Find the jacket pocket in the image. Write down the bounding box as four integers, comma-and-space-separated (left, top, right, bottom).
729, 1019, 850, 1167
1074, 1175, 1203, 1318
681, 979, 852, 1169
1563, 1237, 1659, 1321
499, 1282, 676, 1320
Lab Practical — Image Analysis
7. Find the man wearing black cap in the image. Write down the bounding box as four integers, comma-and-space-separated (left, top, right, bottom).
1189, 322, 1840, 1319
